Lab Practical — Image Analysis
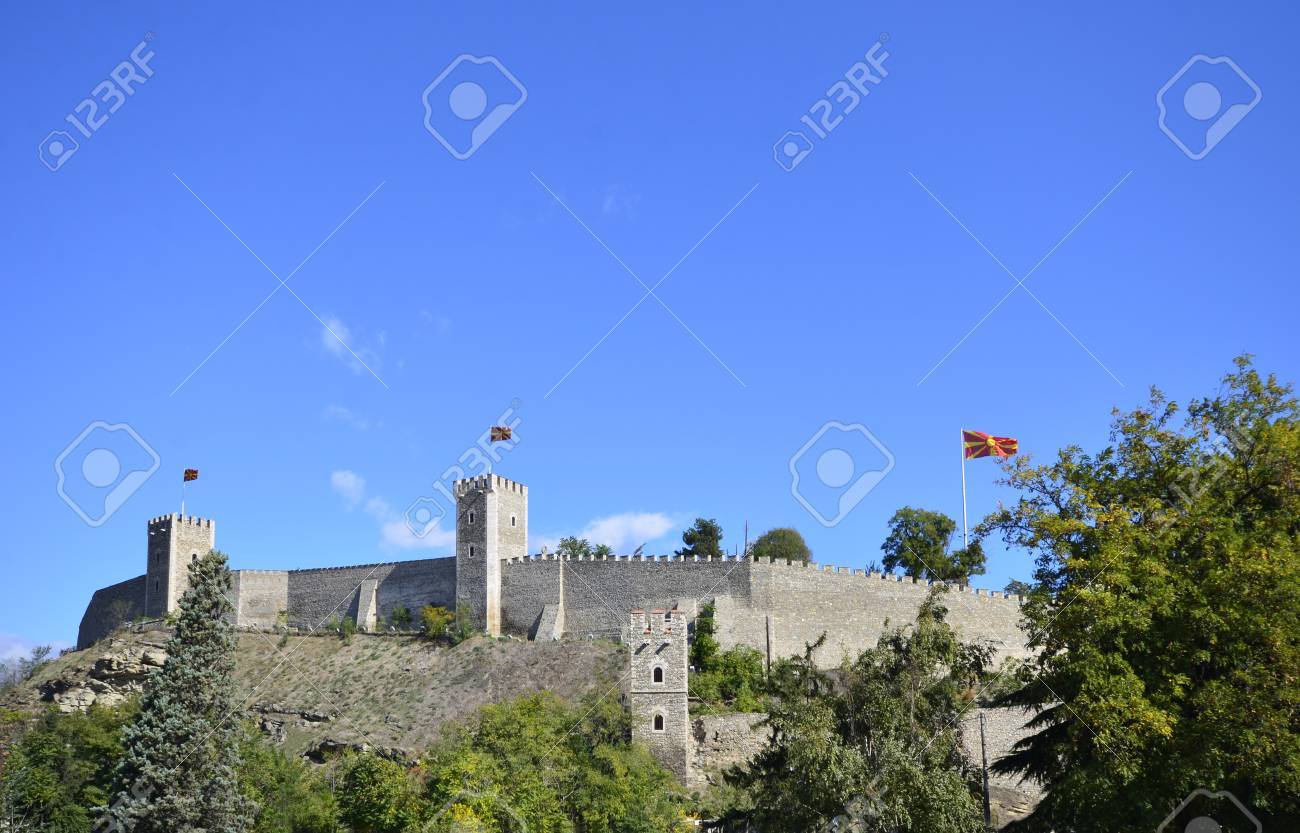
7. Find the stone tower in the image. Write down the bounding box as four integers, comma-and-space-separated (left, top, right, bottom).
627, 608, 691, 781
454, 474, 528, 636
145, 514, 216, 618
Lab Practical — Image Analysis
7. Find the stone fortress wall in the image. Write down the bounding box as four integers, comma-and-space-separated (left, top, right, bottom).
80, 474, 1029, 666
77, 472, 1038, 797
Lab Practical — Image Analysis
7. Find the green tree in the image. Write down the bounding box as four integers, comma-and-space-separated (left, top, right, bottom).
880, 507, 986, 583
557, 536, 593, 559
982, 357, 1300, 832
424, 691, 690, 831
689, 603, 766, 713
592, 543, 614, 559
676, 518, 724, 559
239, 728, 338, 833
101, 550, 256, 833
725, 588, 991, 833
0, 702, 135, 833
749, 527, 811, 562
1002, 579, 1032, 597
336, 752, 424, 833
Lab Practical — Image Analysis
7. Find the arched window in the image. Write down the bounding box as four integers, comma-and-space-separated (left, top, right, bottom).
653, 714, 665, 732
468, 511, 476, 525
191, 553, 198, 562
652, 666, 664, 684
511, 515, 516, 527
469, 545, 476, 558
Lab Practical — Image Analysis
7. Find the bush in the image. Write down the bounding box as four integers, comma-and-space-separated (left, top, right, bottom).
690, 603, 766, 713
388, 606, 412, 630
420, 606, 454, 640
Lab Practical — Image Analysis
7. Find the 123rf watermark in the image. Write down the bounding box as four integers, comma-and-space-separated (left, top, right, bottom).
38, 35, 156, 172
404, 400, 523, 539
774, 36, 890, 172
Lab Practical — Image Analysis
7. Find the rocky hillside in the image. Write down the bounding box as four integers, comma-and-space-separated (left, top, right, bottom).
2, 626, 625, 763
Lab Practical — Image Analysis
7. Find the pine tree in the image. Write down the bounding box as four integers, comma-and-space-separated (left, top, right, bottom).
99, 550, 255, 833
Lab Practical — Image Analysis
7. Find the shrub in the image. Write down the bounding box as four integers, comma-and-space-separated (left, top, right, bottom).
420, 606, 454, 640
388, 606, 412, 629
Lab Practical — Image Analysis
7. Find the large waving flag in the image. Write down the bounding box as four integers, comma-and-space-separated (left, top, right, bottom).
963, 430, 1018, 459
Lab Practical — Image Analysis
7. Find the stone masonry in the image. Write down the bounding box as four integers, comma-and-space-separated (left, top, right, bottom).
626, 608, 691, 782
77, 474, 1035, 793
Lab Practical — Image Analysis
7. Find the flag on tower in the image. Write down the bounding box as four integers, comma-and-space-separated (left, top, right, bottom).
490, 426, 513, 442
183, 468, 199, 482
962, 430, 1018, 459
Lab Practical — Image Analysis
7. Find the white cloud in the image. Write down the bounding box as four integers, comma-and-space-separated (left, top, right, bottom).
601, 185, 642, 217
328, 472, 453, 550
0, 633, 69, 664
330, 470, 366, 508
537, 511, 677, 554
320, 315, 383, 375
322, 404, 371, 431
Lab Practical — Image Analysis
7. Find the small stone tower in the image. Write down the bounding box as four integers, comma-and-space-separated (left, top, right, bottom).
627, 608, 691, 781
145, 514, 216, 618
454, 474, 528, 636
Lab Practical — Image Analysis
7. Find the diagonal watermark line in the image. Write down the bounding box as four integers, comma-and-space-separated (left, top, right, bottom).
651, 181, 761, 293
280, 283, 388, 388
916, 282, 1021, 387
530, 172, 651, 293
651, 296, 747, 387
908, 171, 1018, 282
169, 177, 388, 395
911, 170, 1129, 387
1020, 286, 1124, 386
544, 292, 656, 399
173, 173, 282, 282
535, 176, 755, 396
283, 181, 386, 283
1021, 170, 1132, 284
169, 283, 282, 397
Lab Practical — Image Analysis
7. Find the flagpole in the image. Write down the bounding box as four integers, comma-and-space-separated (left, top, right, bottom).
181, 477, 186, 518
960, 429, 969, 550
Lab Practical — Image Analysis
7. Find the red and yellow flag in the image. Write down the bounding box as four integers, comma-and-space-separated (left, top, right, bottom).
963, 430, 1018, 459
183, 468, 199, 482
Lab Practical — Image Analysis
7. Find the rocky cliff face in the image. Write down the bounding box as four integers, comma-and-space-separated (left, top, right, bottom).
3, 626, 625, 764
31, 637, 169, 712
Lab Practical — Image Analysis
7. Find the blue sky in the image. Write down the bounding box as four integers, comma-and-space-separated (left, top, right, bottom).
2, 2, 1296, 652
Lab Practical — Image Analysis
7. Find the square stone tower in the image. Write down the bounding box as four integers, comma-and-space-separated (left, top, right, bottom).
454, 474, 527, 636
627, 608, 691, 781
145, 514, 216, 618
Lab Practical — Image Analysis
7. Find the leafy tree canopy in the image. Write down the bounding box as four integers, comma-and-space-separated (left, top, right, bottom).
981, 357, 1300, 832
677, 518, 724, 559
749, 527, 811, 563
724, 588, 992, 833
881, 507, 986, 582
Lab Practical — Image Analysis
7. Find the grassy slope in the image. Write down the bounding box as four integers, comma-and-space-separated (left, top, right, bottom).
3, 628, 626, 758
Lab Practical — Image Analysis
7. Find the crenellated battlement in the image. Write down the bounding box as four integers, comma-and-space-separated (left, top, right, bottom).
453, 473, 528, 497
500, 553, 1024, 603
630, 607, 685, 637
148, 514, 215, 529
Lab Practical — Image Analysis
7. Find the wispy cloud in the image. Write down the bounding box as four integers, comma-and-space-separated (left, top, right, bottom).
536, 511, 677, 554
329, 469, 366, 508
322, 404, 371, 431
0, 632, 68, 664
329, 470, 453, 550
319, 315, 384, 375
601, 184, 642, 218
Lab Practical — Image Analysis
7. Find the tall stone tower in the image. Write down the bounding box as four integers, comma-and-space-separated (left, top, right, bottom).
627, 608, 691, 781
454, 474, 528, 636
145, 514, 216, 618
